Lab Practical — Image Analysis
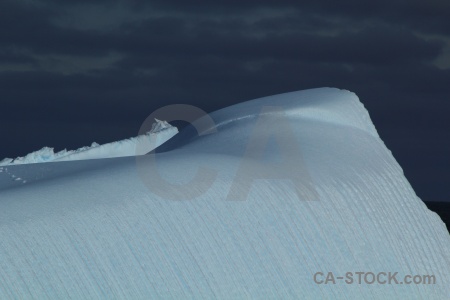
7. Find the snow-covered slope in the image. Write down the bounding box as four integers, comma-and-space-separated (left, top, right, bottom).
0, 88, 448, 299
0, 119, 177, 166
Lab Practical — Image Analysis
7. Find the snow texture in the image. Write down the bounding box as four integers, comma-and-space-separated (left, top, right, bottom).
0, 88, 448, 299
0, 119, 177, 166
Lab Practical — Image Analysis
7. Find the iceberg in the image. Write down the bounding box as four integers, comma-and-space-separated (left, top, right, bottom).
0, 88, 448, 299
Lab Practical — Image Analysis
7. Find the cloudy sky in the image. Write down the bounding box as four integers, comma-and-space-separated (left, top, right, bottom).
1, 0, 449, 201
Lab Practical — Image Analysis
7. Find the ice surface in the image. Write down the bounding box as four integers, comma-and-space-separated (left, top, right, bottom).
0, 88, 448, 299
0, 119, 177, 166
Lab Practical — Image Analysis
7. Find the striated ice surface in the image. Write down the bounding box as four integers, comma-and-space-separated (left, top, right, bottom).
0, 88, 448, 299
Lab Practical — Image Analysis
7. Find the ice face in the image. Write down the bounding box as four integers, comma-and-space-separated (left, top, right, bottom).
0, 88, 448, 299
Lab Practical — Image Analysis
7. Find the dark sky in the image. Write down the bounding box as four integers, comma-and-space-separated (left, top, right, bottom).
1, 0, 449, 201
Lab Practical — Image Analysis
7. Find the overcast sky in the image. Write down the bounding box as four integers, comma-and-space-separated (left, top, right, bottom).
1, 0, 449, 201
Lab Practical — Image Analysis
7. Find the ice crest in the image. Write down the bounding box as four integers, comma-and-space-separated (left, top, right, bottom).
0, 120, 177, 165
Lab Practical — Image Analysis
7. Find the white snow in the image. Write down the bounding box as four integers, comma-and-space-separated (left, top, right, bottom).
0, 119, 177, 166
0, 158, 12, 165
0, 88, 448, 299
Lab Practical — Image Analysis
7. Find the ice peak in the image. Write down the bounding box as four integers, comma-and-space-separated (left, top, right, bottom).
150, 119, 173, 133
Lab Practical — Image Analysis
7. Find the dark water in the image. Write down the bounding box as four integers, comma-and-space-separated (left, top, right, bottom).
425, 202, 450, 234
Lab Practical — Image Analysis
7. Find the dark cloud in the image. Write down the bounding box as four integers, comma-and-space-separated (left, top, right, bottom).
0, 48, 35, 64
116, 20, 443, 66
2, 1, 445, 63
0, 0, 449, 201
144, 0, 450, 33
